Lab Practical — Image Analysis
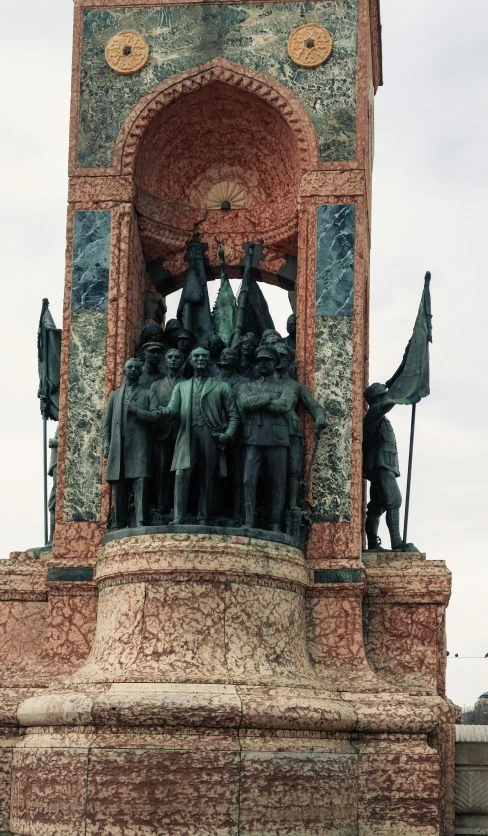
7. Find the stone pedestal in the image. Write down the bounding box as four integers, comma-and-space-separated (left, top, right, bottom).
0, 536, 456, 835
1, 0, 458, 831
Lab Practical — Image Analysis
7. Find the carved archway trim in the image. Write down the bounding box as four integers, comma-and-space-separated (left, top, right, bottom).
113, 57, 319, 175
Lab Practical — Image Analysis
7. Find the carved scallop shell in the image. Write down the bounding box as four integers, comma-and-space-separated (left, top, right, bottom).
206, 181, 246, 210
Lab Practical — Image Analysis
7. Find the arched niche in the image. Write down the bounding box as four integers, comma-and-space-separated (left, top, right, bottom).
114, 59, 318, 293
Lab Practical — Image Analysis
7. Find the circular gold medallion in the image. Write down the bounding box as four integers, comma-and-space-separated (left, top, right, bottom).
287, 24, 333, 68
105, 30, 149, 75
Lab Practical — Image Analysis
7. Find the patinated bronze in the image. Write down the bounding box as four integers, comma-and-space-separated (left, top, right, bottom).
149, 349, 185, 514
237, 346, 294, 532
47, 429, 58, 542
274, 343, 326, 509
239, 332, 259, 379
157, 347, 240, 524
103, 358, 157, 528
363, 382, 403, 551
285, 314, 296, 352
139, 342, 165, 389
103, 237, 327, 539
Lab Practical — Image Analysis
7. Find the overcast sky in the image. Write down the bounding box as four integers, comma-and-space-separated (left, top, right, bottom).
0, 0, 487, 710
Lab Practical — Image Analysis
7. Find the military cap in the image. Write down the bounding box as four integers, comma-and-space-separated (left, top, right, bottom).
142, 341, 165, 353
274, 342, 295, 361
364, 382, 388, 404
256, 345, 279, 363
164, 318, 181, 333
177, 328, 195, 341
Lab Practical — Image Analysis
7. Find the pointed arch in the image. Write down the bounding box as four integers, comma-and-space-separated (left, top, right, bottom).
112, 57, 319, 175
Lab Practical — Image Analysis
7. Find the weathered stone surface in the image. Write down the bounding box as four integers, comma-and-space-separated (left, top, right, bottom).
239, 749, 358, 834
357, 737, 440, 835
85, 748, 240, 834
312, 315, 353, 522
10, 748, 88, 836
316, 204, 355, 316
78, 1, 358, 168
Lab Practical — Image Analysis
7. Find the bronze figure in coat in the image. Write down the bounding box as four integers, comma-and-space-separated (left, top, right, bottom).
149, 349, 185, 514
157, 347, 240, 524
102, 358, 156, 528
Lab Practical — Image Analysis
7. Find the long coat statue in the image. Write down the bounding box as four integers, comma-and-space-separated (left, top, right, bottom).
158, 347, 240, 524
102, 358, 155, 528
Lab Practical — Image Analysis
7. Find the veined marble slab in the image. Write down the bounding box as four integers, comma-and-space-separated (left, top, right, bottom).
312, 315, 353, 523
64, 210, 111, 522
316, 204, 355, 317
78, 0, 358, 168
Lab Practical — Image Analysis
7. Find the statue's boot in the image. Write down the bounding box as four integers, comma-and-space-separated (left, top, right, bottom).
386, 508, 403, 551
365, 512, 388, 551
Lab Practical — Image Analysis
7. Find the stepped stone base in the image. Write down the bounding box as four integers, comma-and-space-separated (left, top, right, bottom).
0, 533, 456, 835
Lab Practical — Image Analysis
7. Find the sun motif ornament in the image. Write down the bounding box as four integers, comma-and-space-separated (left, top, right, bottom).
105, 30, 150, 75
287, 24, 333, 69
206, 181, 246, 210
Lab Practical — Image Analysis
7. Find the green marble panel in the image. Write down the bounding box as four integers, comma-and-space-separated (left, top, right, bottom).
314, 569, 361, 583
47, 567, 94, 582
64, 310, 108, 522
63, 209, 111, 523
312, 315, 353, 523
78, 0, 358, 168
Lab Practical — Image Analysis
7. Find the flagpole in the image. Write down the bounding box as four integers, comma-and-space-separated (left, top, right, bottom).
43, 414, 48, 545
402, 403, 416, 551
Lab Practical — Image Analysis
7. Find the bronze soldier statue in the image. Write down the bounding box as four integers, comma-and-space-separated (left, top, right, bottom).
259, 329, 283, 348
135, 322, 167, 359
47, 429, 58, 543
285, 314, 296, 353
204, 334, 225, 378
238, 346, 294, 532
139, 342, 166, 389
157, 347, 240, 525
274, 343, 326, 509
163, 318, 181, 348
177, 328, 196, 378
103, 358, 156, 528
238, 332, 259, 379
363, 382, 405, 551
149, 349, 185, 515
219, 347, 243, 519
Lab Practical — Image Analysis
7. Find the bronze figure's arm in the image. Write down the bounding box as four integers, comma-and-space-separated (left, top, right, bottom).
156, 383, 182, 421
237, 383, 271, 414
102, 392, 114, 458
222, 385, 240, 440
297, 382, 326, 431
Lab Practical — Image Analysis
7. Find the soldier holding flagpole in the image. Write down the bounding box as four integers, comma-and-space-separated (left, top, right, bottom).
363, 273, 432, 552
37, 299, 61, 544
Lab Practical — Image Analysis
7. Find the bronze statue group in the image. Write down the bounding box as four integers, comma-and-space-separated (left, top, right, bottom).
102, 236, 429, 549
103, 316, 326, 535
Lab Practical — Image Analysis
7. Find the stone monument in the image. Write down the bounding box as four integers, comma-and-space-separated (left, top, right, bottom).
0, 0, 458, 834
